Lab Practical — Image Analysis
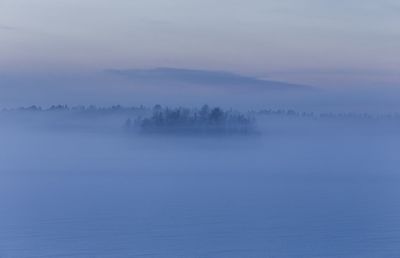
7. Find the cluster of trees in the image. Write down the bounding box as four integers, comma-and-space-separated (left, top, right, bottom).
6, 105, 400, 122
5, 105, 400, 135
7, 105, 148, 113
128, 105, 256, 134
259, 109, 315, 118
258, 109, 400, 121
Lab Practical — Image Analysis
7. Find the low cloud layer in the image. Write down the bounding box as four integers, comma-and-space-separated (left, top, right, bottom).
105, 67, 311, 91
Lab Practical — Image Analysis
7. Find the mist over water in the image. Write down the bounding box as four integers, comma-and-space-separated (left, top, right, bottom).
2, 69, 400, 113
2, 0, 400, 256
1, 108, 400, 257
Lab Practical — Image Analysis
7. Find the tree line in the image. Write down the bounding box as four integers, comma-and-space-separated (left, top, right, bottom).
126, 105, 256, 134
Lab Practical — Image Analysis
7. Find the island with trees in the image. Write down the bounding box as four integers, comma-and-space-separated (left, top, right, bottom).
127, 105, 257, 135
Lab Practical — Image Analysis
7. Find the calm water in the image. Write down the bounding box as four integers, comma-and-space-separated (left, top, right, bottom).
1, 119, 400, 257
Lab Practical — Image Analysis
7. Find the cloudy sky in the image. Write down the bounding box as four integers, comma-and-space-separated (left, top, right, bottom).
0, 0, 399, 107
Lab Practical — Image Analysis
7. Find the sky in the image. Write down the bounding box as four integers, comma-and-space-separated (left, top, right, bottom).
0, 0, 399, 107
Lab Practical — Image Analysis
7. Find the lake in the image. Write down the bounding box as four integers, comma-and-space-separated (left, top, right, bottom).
0, 117, 400, 257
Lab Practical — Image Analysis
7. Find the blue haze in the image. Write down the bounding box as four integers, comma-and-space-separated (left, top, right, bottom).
0, 111, 400, 257
0, 0, 400, 256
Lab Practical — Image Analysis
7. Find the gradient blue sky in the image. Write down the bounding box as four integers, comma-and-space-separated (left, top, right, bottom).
0, 0, 399, 87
